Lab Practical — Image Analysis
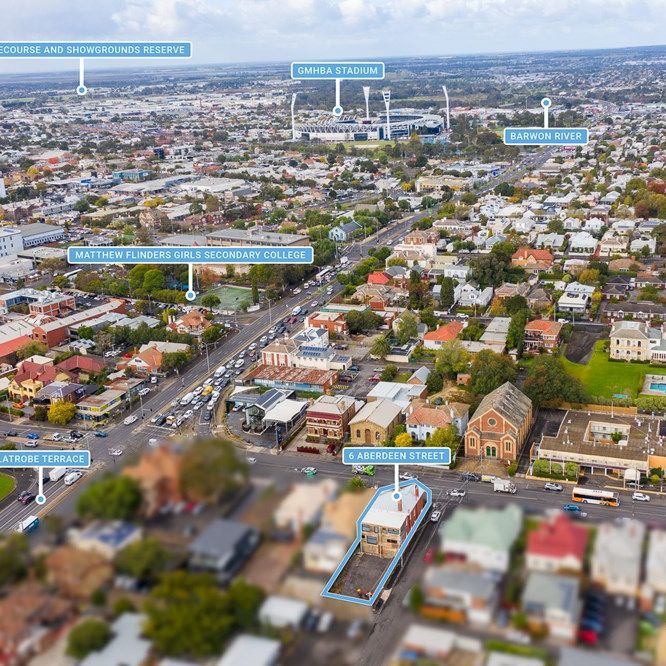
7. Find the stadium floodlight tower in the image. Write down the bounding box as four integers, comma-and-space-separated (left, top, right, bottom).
290, 92, 299, 141
382, 89, 391, 140
363, 86, 370, 120
442, 85, 450, 130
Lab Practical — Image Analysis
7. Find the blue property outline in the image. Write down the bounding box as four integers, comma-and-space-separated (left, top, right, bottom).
321, 479, 432, 606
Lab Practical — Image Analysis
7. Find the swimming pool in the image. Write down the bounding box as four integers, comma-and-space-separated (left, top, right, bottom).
649, 382, 666, 394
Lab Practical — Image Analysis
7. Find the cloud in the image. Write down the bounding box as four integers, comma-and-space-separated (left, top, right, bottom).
0, 0, 663, 72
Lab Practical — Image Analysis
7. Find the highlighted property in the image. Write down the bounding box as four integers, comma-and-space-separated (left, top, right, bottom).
321, 480, 432, 606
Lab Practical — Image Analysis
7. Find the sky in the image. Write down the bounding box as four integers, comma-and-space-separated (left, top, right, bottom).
0, 0, 664, 74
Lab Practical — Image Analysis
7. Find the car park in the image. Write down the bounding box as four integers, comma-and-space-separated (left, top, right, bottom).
544, 482, 563, 492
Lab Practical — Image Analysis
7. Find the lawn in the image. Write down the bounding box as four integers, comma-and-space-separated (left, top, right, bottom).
0, 473, 15, 501
562, 340, 666, 400
196, 285, 252, 310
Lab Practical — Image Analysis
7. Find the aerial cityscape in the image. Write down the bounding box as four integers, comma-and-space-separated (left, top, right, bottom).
0, 2, 665, 666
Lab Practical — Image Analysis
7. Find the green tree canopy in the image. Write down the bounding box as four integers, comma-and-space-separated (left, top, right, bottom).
114, 537, 169, 584
435, 340, 470, 379
523, 355, 588, 408
67, 619, 112, 660
469, 350, 517, 395
77, 476, 143, 521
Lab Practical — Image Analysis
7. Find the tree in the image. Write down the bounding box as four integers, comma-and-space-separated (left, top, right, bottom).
396, 312, 418, 345
504, 295, 528, 316
200, 294, 220, 309
161, 351, 190, 373
426, 369, 444, 393
143, 269, 165, 293
438, 277, 456, 309
523, 356, 588, 408
435, 340, 470, 379
469, 350, 517, 395
380, 364, 398, 381
428, 425, 459, 449
180, 438, 248, 503
459, 318, 485, 341
201, 325, 223, 344
395, 432, 413, 447
143, 572, 263, 658
115, 537, 169, 584
345, 310, 382, 334
77, 476, 143, 520
16, 341, 47, 360
370, 335, 391, 359
578, 268, 600, 286
47, 401, 76, 425
66, 619, 112, 660
506, 310, 528, 353
94, 330, 114, 353
129, 264, 151, 291
0, 533, 29, 587
251, 279, 259, 305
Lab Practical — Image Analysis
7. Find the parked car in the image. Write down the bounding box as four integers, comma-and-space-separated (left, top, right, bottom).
26, 432, 40, 440
369, 374, 381, 382
544, 482, 564, 492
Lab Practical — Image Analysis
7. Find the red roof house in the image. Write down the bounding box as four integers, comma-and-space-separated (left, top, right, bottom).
511, 247, 554, 271
367, 271, 391, 286
526, 514, 588, 573
422, 321, 464, 350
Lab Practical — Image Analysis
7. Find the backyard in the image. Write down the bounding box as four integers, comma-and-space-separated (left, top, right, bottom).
562, 340, 666, 400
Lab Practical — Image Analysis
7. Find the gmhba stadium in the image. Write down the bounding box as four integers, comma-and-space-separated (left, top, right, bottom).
294, 110, 445, 141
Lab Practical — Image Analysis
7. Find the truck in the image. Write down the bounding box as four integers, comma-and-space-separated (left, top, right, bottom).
15, 515, 39, 533
493, 478, 517, 494
49, 467, 67, 483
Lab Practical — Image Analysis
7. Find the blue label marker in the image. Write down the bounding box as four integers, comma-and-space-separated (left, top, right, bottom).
503, 127, 588, 146
291, 61, 385, 80
0, 450, 91, 468
67, 246, 314, 265
342, 446, 451, 466
0, 42, 192, 59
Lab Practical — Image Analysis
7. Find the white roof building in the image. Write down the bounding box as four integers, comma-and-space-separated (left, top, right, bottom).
217, 635, 280, 666
258, 595, 308, 629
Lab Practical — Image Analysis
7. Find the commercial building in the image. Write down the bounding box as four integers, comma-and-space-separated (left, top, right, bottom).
360, 482, 427, 558
530, 409, 663, 477
0, 228, 23, 259
206, 228, 309, 247
464, 382, 533, 461
0, 288, 76, 316
245, 364, 337, 394
305, 394, 361, 443
349, 398, 403, 446
10, 223, 65, 248
76, 389, 124, 422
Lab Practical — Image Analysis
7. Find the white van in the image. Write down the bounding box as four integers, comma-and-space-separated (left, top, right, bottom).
292, 306, 302, 316
180, 392, 194, 406
214, 365, 226, 378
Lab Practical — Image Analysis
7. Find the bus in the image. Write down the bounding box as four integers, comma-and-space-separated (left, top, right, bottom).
571, 487, 619, 506
315, 267, 333, 283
